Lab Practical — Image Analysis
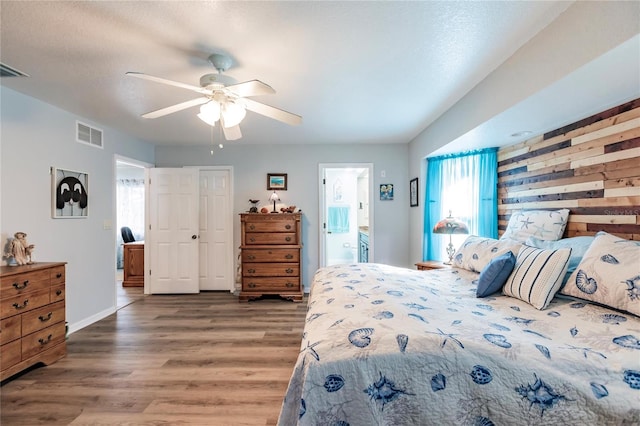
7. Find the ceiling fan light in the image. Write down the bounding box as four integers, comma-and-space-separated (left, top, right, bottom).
198, 101, 221, 126
221, 101, 246, 128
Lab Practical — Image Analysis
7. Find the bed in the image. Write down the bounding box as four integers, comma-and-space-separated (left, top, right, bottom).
278, 229, 640, 425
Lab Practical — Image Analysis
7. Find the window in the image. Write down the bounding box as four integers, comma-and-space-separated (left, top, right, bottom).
424, 148, 498, 261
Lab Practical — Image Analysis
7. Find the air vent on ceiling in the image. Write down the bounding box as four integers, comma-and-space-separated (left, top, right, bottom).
0, 63, 30, 78
76, 121, 103, 149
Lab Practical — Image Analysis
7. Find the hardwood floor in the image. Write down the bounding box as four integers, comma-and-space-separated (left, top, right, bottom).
1, 291, 307, 425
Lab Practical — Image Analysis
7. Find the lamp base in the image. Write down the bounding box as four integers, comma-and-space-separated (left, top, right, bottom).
445, 237, 456, 265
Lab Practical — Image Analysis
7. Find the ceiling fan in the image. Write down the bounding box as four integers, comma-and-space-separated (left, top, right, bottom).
126, 53, 302, 140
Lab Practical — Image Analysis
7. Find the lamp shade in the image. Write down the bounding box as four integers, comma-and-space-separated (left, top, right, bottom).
270, 191, 280, 202
197, 101, 221, 126
433, 214, 469, 235
221, 101, 246, 128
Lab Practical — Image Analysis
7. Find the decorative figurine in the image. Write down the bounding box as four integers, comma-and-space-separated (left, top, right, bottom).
5, 232, 35, 265
248, 199, 260, 213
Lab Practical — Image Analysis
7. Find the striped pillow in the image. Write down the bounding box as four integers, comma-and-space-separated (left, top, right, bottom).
503, 245, 572, 310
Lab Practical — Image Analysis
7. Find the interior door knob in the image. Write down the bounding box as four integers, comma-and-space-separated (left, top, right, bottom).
192, 235, 198, 240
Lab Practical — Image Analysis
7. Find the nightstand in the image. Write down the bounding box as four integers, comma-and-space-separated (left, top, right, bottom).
415, 260, 451, 271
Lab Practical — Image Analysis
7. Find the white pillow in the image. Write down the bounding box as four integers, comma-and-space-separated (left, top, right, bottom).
452, 235, 522, 273
500, 209, 569, 243
525, 236, 595, 288
503, 245, 572, 310
561, 232, 640, 316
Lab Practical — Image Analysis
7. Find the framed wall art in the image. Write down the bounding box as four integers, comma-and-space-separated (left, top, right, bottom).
410, 177, 419, 207
51, 167, 89, 218
267, 173, 288, 190
380, 183, 394, 201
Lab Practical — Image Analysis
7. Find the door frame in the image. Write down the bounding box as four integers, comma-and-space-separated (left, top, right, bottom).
318, 163, 374, 268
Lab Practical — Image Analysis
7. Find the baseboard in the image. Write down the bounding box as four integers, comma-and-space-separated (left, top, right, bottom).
67, 306, 116, 335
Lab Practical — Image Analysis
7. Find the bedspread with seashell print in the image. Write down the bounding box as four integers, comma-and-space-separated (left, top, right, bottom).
278, 263, 640, 426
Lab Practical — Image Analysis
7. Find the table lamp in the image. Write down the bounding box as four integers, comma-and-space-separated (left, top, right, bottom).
270, 191, 280, 213
433, 211, 469, 264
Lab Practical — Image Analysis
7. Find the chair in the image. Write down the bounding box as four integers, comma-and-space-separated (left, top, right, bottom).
121, 226, 135, 243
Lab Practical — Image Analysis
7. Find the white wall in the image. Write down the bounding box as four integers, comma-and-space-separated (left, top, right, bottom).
1, 87, 155, 331
155, 143, 409, 290
408, 1, 640, 265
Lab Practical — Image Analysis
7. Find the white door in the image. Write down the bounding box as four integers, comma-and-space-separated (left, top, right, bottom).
199, 169, 233, 291
146, 168, 200, 294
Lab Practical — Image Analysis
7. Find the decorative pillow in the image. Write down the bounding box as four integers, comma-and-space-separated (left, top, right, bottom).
500, 209, 570, 242
525, 236, 595, 288
561, 232, 640, 316
452, 236, 522, 273
476, 251, 516, 297
503, 245, 572, 310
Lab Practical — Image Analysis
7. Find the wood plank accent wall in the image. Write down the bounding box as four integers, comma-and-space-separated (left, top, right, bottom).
498, 98, 640, 241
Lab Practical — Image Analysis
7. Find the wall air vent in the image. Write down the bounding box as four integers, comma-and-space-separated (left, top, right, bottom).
0, 63, 30, 77
76, 121, 104, 149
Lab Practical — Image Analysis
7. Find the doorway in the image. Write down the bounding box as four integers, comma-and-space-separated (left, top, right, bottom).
115, 156, 150, 308
319, 164, 373, 267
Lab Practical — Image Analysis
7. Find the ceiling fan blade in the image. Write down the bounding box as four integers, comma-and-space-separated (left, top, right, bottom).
225, 80, 275, 97
126, 72, 208, 94
141, 97, 208, 119
222, 125, 242, 141
242, 98, 302, 126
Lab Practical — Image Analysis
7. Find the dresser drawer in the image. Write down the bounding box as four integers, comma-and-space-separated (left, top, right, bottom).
0, 315, 21, 345
244, 221, 296, 233
21, 301, 65, 336
50, 284, 65, 303
0, 288, 51, 320
0, 269, 51, 298
50, 266, 65, 284
242, 249, 299, 263
243, 263, 299, 277
243, 277, 300, 291
22, 321, 66, 360
245, 232, 297, 245
1, 339, 21, 370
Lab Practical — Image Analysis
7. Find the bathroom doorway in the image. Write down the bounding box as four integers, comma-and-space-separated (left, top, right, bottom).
319, 164, 373, 267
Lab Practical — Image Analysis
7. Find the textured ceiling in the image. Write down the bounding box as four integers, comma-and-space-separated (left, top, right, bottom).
0, 1, 621, 149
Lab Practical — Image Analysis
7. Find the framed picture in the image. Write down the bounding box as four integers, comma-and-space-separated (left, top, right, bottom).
380, 183, 394, 201
52, 167, 89, 218
410, 177, 419, 207
267, 173, 288, 190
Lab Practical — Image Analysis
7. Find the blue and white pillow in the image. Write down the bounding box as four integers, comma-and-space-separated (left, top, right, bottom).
476, 251, 516, 298
452, 236, 522, 273
562, 232, 640, 316
501, 209, 569, 243
503, 245, 572, 310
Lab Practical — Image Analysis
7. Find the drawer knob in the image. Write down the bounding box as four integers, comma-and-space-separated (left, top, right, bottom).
56, 273, 62, 279
38, 334, 53, 345
13, 280, 29, 290
13, 300, 29, 310
285, 224, 291, 230
249, 237, 255, 243
248, 283, 256, 288
39, 312, 53, 322
249, 225, 255, 230
285, 254, 293, 259
56, 289, 63, 296
247, 255, 255, 260
285, 237, 292, 242
285, 268, 294, 274
248, 268, 256, 274
286, 282, 294, 288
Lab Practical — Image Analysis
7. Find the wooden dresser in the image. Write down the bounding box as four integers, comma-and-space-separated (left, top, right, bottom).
240, 213, 303, 302
123, 241, 144, 287
1, 262, 67, 381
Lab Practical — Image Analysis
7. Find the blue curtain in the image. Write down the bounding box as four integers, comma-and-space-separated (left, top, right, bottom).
424, 148, 497, 261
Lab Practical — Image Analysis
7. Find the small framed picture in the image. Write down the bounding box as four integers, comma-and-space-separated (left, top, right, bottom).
52, 167, 89, 218
410, 177, 418, 207
267, 173, 288, 190
380, 183, 394, 201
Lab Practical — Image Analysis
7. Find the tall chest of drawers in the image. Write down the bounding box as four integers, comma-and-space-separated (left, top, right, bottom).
1, 262, 67, 381
240, 213, 303, 302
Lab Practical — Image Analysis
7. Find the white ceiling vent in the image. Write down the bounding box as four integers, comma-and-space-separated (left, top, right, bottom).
0, 63, 29, 77
76, 121, 103, 148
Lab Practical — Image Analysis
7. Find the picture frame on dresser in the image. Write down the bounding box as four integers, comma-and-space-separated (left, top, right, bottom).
51, 167, 89, 218
267, 173, 288, 190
